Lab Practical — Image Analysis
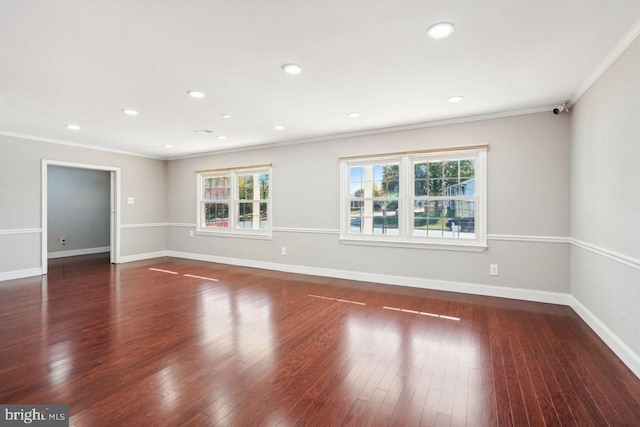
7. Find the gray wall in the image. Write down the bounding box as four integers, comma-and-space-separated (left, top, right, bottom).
167, 111, 571, 293
0, 134, 168, 275
570, 36, 640, 356
47, 165, 110, 255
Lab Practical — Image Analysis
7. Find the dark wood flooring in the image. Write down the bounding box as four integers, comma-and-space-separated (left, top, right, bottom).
1, 254, 639, 426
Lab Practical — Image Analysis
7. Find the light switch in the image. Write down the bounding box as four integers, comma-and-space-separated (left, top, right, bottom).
127, 197, 135, 205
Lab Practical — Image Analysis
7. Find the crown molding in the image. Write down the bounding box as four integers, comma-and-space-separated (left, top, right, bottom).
166, 105, 556, 160
571, 17, 640, 105
0, 131, 163, 160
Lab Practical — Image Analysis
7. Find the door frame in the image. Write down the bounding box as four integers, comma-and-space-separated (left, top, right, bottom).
41, 160, 121, 274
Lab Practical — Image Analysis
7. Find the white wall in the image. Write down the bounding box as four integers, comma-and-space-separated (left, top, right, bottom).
570, 35, 640, 364
0, 134, 168, 279
47, 165, 111, 256
167, 111, 571, 297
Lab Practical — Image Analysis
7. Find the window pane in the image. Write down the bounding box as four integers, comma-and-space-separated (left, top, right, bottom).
237, 202, 253, 228
204, 176, 230, 200
446, 199, 475, 219
428, 161, 443, 178
413, 200, 428, 230
413, 199, 444, 237
444, 160, 459, 178
204, 203, 229, 228
350, 166, 364, 184
444, 201, 475, 239
415, 179, 428, 196
259, 174, 270, 199
373, 164, 399, 197
443, 179, 458, 196
259, 202, 268, 230
373, 213, 399, 235
428, 179, 443, 196
238, 174, 254, 200
381, 164, 399, 197
459, 176, 475, 195
414, 163, 429, 196
349, 199, 398, 235
351, 163, 399, 198
350, 183, 364, 197
373, 201, 399, 235
460, 159, 475, 178
349, 215, 363, 234
427, 200, 446, 237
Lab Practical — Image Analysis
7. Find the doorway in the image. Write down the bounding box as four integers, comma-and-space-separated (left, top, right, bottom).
41, 160, 121, 275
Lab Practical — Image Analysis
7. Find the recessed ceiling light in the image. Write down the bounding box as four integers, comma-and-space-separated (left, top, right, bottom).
273, 125, 285, 130
281, 63, 302, 74
65, 124, 80, 130
221, 114, 232, 119
217, 135, 227, 140
187, 90, 206, 98
122, 109, 138, 116
164, 144, 173, 148
427, 22, 454, 40
447, 95, 464, 103
347, 112, 361, 118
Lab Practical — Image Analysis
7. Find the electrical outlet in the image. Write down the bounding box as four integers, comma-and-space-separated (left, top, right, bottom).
189, 230, 194, 238
490, 264, 499, 276
127, 197, 135, 205
281, 247, 286, 256
60, 237, 66, 245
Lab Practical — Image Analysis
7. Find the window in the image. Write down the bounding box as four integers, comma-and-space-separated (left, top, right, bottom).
340, 147, 486, 251
197, 165, 272, 238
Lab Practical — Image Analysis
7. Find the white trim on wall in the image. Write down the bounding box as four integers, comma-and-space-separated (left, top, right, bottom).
273, 227, 339, 235
164, 250, 570, 305
121, 223, 171, 229
0, 131, 162, 160
168, 106, 556, 161
115, 247, 639, 379
569, 296, 640, 379
0, 228, 42, 235
149, 224, 640, 271
118, 251, 169, 263
48, 246, 111, 259
42, 160, 122, 274
571, 238, 640, 272
0, 267, 43, 282
7, 229, 635, 378
488, 234, 570, 244
571, 17, 640, 105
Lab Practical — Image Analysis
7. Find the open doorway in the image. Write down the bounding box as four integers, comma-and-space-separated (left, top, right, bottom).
41, 160, 121, 275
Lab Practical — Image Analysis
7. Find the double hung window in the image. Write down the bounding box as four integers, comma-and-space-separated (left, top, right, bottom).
197, 165, 272, 238
340, 147, 486, 251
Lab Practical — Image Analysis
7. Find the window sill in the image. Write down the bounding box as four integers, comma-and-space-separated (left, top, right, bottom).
196, 229, 273, 240
339, 236, 487, 252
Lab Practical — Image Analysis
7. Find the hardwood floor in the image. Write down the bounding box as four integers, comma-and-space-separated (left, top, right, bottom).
1, 254, 639, 426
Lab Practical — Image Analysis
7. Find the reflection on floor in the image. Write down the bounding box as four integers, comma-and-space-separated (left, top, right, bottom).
1, 254, 639, 426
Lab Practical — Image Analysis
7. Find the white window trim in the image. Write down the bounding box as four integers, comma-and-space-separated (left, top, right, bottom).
196, 166, 273, 240
339, 148, 487, 252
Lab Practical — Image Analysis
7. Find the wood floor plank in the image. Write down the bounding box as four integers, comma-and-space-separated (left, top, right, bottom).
1, 254, 639, 426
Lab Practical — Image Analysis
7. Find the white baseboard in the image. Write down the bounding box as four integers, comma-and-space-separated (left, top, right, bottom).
0, 267, 43, 282
166, 250, 570, 306
119, 249, 639, 379
569, 296, 640, 379
48, 246, 111, 259
118, 251, 169, 263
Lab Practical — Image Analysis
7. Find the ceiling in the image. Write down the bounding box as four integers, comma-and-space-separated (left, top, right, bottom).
1, 1, 639, 159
